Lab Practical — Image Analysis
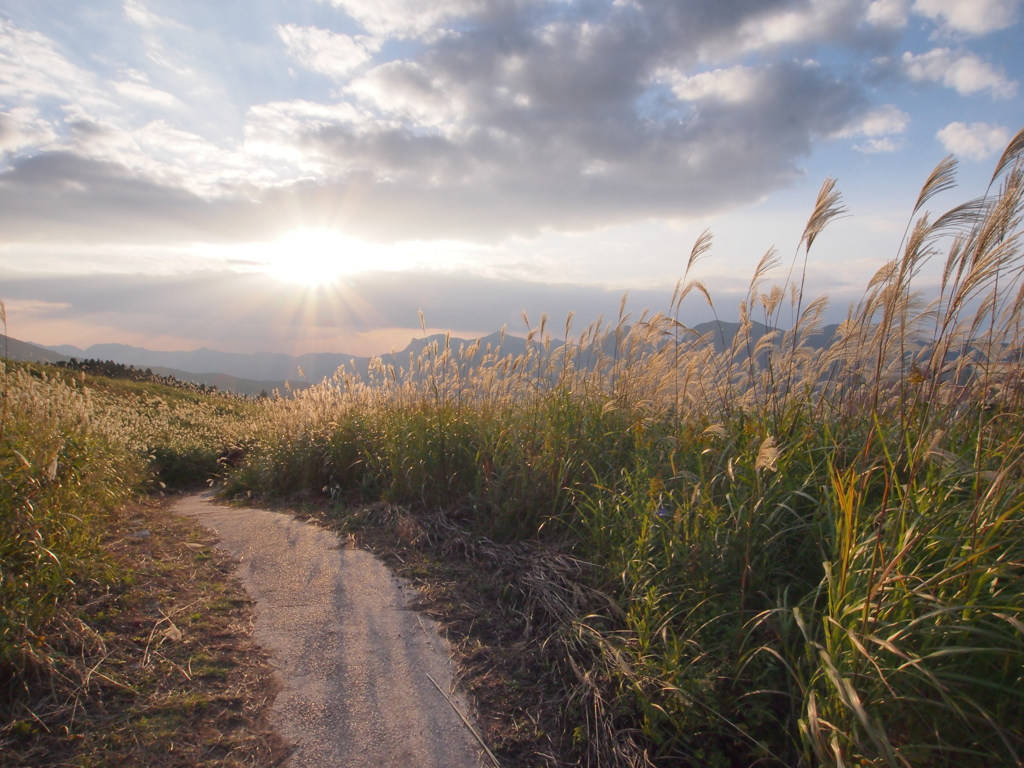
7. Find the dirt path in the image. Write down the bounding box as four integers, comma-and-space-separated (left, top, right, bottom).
173, 493, 489, 768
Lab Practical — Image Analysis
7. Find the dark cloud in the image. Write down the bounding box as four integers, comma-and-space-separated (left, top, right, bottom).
275, 1, 879, 239
287, 59, 864, 239
0, 153, 212, 242
0, 1, 929, 245
0, 55, 864, 247
0, 152, 278, 244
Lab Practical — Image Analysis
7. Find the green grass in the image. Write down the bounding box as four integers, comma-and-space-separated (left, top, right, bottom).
0, 350, 257, 741
1, 497, 280, 767
3, 129, 1023, 767
223, 130, 1024, 766
0, 362, 140, 674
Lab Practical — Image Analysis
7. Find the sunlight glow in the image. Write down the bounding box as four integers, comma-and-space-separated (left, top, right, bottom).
190, 230, 492, 285
262, 229, 376, 285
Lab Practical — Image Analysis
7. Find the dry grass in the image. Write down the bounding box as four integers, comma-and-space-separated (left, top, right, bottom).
221, 128, 1024, 767
5, 129, 1024, 767
1, 497, 284, 768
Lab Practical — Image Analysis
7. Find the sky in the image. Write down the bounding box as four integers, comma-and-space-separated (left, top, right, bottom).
0, 0, 1022, 356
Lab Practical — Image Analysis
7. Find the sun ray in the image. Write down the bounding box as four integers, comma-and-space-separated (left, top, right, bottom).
261, 229, 374, 286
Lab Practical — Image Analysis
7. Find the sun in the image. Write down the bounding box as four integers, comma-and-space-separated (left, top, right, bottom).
262, 229, 370, 286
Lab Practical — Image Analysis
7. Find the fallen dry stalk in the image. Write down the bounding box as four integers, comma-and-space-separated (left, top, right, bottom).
426, 671, 502, 768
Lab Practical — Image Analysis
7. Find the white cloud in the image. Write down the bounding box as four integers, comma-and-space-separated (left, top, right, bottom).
134, 121, 264, 188
247, 100, 365, 128
277, 24, 378, 80
0, 19, 103, 105
113, 70, 182, 109
853, 104, 910, 136
4, 7, 245, 192
54, 103, 273, 197
936, 121, 1010, 160
659, 65, 762, 103
243, 99, 368, 166
347, 61, 468, 127
314, 0, 482, 39
866, 0, 911, 27
903, 48, 1017, 98
725, 0, 885, 57
122, 0, 159, 29
836, 104, 909, 152
0, 0, 876, 246
744, 1, 846, 46
121, 1, 212, 96
839, 103, 913, 135
0, 107, 57, 154
912, 0, 1020, 34
856, 137, 903, 153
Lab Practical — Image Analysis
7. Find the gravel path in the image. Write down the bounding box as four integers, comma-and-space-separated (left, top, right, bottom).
174, 493, 488, 768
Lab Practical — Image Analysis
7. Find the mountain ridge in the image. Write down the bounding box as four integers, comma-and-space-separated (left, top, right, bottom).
13, 320, 841, 395
41, 331, 545, 384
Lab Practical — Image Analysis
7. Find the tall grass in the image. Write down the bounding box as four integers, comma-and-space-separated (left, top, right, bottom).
0, 362, 140, 680
225, 131, 1024, 766
81, 375, 257, 489
0, 346, 254, 730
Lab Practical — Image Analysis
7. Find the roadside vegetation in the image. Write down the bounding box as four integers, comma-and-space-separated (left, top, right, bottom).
224, 131, 1024, 767
3, 130, 1023, 767
0, 332, 273, 765
52, 356, 226, 393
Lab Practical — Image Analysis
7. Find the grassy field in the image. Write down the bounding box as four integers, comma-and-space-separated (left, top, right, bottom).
0, 340, 270, 764
4, 131, 1024, 767
223, 135, 1024, 768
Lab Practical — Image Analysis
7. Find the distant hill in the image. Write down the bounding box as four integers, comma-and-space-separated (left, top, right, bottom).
684, 320, 841, 352
147, 367, 310, 397
46, 342, 310, 383
1, 335, 299, 396
44, 331, 546, 385
24, 320, 842, 396
1, 335, 70, 364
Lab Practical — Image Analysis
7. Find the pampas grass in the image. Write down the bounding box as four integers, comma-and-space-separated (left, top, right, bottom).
6, 130, 1015, 767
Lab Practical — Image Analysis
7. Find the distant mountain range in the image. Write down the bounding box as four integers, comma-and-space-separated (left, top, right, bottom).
1, 335, 71, 365
3, 320, 840, 396
0, 335, 298, 396
3, 331, 547, 396
41, 331, 540, 388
